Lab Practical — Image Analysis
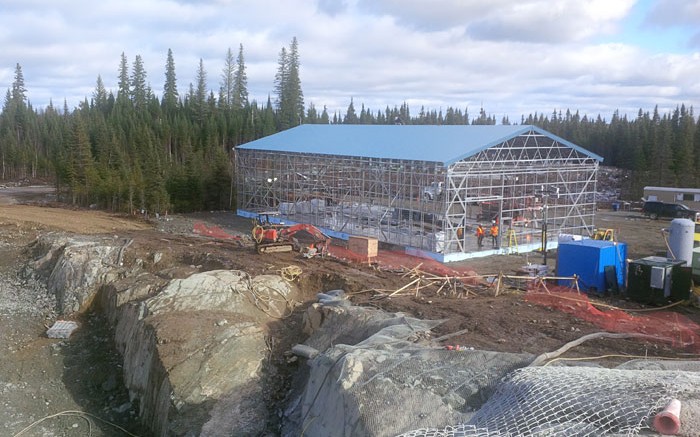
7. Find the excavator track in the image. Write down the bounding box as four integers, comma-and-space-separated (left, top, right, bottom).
256, 243, 295, 254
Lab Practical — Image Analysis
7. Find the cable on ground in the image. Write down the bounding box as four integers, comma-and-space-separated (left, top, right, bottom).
12, 409, 140, 437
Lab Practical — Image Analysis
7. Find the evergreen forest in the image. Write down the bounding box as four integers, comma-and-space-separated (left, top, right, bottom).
1, 38, 699, 214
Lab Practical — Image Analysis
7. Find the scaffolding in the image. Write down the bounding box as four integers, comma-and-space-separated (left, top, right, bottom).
236, 126, 599, 261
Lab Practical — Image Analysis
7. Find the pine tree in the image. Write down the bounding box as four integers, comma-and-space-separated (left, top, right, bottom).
262, 96, 276, 136
163, 48, 179, 110
193, 58, 208, 124
144, 144, 169, 214
117, 53, 130, 103
693, 110, 700, 186
287, 37, 304, 122
220, 47, 235, 109
131, 54, 148, 109
273, 47, 289, 122
93, 75, 108, 111
202, 147, 231, 210
670, 104, 695, 184
11, 63, 27, 104
233, 44, 249, 108
67, 116, 98, 205
274, 37, 304, 129
306, 102, 318, 123
3, 64, 30, 150
344, 98, 358, 124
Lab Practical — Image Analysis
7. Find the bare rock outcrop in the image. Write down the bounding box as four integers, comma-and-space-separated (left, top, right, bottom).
25, 234, 299, 436
27, 233, 128, 313
106, 269, 297, 436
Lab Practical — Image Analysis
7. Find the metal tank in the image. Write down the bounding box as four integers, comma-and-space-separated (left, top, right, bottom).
667, 218, 695, 266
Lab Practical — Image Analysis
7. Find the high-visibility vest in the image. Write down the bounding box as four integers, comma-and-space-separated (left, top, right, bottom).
476, 227, 485, 236
491, 225, 499, 236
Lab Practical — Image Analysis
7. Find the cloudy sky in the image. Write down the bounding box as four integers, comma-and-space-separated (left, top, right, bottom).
1, 0, 699, 122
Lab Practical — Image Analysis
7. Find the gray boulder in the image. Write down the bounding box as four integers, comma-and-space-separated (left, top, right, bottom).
105, 269, 296, 436
28, 233, 127, 313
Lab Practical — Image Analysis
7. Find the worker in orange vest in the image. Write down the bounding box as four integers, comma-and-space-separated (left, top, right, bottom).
490, 221, 499, 247
475, 224, 485, 249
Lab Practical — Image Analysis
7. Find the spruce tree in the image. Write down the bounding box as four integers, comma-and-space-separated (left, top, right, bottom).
287, 37, 304, 123
273, 47, 289, 123
68, 116, 98, 205
344, 98, 358, 124
233, 44, 249, 108
194, 58, 208, 124
274, 37, 305, 130
306, 102, 318, 123
131, 54, 148, 109
11, 63, 27, 104
220, 47, 235, 108
163, 48, 179, 111
117, 52, 130, 103
93, 75, 108, 111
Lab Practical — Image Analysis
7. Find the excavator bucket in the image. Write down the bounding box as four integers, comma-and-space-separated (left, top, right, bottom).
592, 228, 614, 241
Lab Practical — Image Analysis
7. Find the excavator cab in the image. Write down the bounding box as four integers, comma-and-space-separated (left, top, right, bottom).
251, 214, 330, 256
592, 228, 615, 241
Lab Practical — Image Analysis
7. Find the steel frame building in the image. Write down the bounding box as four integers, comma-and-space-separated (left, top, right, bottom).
236, 125, 602, 262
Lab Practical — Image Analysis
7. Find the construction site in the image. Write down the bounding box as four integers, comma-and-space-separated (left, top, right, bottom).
1, 171, 700, 436
236, 124, 601, 261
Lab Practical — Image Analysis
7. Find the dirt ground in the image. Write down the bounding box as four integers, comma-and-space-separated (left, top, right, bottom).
1, 184, 699, 435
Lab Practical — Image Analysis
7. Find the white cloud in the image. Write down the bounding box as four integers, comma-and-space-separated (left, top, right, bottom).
644, 0, 700, 49
0, 0, 697, 121
646, 0, 700, 27
356, 0, 635, 42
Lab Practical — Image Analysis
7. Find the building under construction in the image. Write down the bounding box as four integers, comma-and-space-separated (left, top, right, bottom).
235, 124, 602, 262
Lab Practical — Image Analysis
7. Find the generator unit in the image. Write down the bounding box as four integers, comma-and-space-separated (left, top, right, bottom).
627, 256, 692, 305
557, 240, 627, 294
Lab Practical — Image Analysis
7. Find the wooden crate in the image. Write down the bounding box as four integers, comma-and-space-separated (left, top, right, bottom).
348, 236, 378, 258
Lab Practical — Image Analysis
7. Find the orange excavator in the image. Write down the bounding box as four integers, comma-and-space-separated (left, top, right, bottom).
252, 216, 330, 256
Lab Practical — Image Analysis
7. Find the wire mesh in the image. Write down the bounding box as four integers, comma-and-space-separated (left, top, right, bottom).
397, 366, 700, 437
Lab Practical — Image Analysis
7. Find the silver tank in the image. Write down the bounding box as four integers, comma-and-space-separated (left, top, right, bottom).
667, 218, 695, 265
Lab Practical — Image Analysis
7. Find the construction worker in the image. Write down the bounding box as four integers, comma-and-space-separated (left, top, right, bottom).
475, 224, 485, 249
490, 221, 499, 247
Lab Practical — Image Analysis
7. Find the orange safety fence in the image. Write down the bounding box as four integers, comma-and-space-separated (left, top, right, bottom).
327, 244, 480, 284
525, 284, 700, 353
193, 222, 242, 240
193, 220, 700, 352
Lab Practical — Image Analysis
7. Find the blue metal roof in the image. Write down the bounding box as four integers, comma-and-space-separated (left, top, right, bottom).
238, 124, 603, 164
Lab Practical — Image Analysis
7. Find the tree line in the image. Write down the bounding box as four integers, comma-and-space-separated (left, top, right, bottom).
1, 38, 698, 213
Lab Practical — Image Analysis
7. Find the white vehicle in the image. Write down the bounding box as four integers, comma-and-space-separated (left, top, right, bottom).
423, 182, 444, 200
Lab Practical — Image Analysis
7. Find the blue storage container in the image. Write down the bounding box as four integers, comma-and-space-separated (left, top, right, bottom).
557, 240, 627, 293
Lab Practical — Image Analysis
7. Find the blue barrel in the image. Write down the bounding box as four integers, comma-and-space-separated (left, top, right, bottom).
612, 202, 620, 211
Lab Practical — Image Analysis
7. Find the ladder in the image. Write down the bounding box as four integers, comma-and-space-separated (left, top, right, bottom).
505, 228, 518, 254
